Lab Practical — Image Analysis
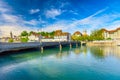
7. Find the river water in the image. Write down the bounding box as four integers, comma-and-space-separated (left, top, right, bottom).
0, 46, 120, 80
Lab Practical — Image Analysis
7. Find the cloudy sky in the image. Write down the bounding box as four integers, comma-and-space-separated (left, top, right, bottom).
0, 0, 120, 37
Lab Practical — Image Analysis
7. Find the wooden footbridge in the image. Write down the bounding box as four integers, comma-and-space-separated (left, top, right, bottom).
0, 41, 82, 53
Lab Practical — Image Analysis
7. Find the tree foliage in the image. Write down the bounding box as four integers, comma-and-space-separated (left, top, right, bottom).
8, 38, 14, 43
90, 29, 104, 40
37, 31, 55, 38
21, 31, 28, 36
72, 29, 105, 41
20, 37, 29, 42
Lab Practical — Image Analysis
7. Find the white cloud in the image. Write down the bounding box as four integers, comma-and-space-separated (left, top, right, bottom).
24, 19, 39, 25
29, 9, 40, 14
45, 9, 62, 18
1, 14, 19, 23
43, 7, 120, 34
0, 0, 11, 13
69, 10, 79, 15
0, 25, 36, 37
0, 0, 120, 38
60, 2, 70, 8
0, 1, 40, 37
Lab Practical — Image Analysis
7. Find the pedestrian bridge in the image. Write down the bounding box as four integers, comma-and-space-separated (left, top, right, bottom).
0, 41, 81, 53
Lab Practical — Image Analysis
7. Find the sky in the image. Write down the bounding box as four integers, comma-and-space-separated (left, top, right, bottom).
0, 0, 120, 37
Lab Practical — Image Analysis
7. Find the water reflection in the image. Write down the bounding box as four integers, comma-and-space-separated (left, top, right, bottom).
90, 47, 105, 59
0, 46, 120, 80
90, 46, 120, 59
1, 46, 120, 63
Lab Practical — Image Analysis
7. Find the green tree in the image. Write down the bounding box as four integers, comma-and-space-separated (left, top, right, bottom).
20, 31, 29, 42
90, 29, 104, 40
106, 37, 112, 40
71, 35, 80, 41
78, 35, 89, 41
21, 31, 28, 36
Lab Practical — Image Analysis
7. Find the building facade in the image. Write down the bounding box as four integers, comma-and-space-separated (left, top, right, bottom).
54, 30, 71, 41
29, 32, 41, 42
102, 28, 120, 40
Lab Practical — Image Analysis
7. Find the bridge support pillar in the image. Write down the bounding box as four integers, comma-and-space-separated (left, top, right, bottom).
70, 43, 72, 49
59, 44, 62, 51
76, 43, 78, 47
41, 46, 44, 53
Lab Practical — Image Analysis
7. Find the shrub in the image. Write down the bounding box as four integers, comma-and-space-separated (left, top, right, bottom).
106, 38, 112, 40
8, 38, 14, 43
20, 37, 29, 42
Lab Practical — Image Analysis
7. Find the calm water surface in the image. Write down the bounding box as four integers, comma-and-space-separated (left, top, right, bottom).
0, 46, 120, 80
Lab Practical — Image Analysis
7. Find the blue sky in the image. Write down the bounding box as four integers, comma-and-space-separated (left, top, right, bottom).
0, 0, 120, 36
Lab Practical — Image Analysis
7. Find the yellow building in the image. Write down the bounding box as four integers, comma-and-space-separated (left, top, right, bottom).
102, 27, 120, 40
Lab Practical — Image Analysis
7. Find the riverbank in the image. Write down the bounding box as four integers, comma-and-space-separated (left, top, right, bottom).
87, 40, 118, 46
0, 41, 79, 53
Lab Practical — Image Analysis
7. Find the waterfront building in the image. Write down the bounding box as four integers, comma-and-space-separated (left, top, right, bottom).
29, 32, 41, 42
54, 30, 71, 41
0, 37, 10, 42
102, 27, 120, 40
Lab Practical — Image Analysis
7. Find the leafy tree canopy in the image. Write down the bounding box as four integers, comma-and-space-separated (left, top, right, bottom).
21, 31, 28, 36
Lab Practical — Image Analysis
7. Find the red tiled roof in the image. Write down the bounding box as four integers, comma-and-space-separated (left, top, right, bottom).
102, 27, 120, 33
54, 30, 69, 36
73, 31, 82, 35
31, 32, 40, 37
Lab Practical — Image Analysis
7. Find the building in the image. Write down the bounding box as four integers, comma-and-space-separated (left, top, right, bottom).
73, 30, 88, 36
82, 30, 88, 36
0, 32, 20, 42
73, 31, 82, 36
28, 30, 71, 42
102, 27, 120, 40
54, 30, 71, 41
0, 37, 10, 42
29, 32, 42, 42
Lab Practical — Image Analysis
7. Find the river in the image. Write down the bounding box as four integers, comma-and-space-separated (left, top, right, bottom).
0, 46, 120, 80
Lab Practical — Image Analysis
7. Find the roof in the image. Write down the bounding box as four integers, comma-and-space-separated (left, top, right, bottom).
54, 30, 69, 36
101, 28, 108, 32
102, 27, 120, 34
73, 31, 82, 35
31, 32, 40, 37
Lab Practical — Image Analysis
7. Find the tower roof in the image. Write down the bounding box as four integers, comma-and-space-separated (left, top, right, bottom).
73, 31, 82, 35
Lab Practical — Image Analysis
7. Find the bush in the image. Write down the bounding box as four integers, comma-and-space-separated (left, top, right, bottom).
106, 38, 112, 40
8, 38, 14, 43
20, 37, 29, 42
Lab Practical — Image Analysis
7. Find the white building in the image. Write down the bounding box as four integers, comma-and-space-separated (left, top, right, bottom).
54, 30, 71, 41
29, 32, 41, 42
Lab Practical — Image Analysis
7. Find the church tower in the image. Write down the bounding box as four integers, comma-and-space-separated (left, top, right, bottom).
83, 30, 87, 36
10, 31, 13, 38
